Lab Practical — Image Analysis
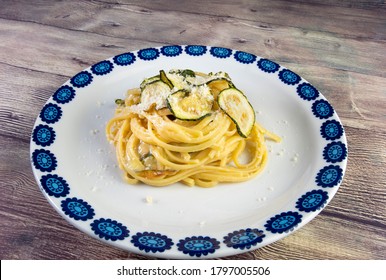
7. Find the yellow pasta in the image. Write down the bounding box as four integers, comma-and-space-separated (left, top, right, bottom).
106, 70, 280, 187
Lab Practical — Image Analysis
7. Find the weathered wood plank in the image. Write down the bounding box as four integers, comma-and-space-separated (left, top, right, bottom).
1, 0, 385, 41
284, 0, 386, 9
0, 1, 385, 78
125, 0, 386, 41
277, 63, 386, 130
0, 69, 63, 138
0, 19, 148, 77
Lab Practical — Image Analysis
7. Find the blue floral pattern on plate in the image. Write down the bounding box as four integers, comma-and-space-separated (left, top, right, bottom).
296, 190, 329, 212
39, 103, 62, 124
90, 218, 129, 241
160, 45, 183, 57
177, 236, 220, 257
32, 124, 55, 147
265, 211, 302, 234
30, 45, 347, 259
323, 141, 347, 163
320, 120, 344, 140
297, 83, 319, 101
53, 85, 76, 104
210, 47, 232, 58
257, 58, 280, 73
278, 69, 301, 85
137, 48, 160, 61
61, 197, 95, 221
312, 99, 334, 119
113, 52, 136, 66
234, 51, 256, 64
40, 174, 70, 197
70, 71, 93, 88
315, 165, 343, 188
223, 228, 265, 250
131, 232, 174, 253
32, 149, 57, 172
185, 45, 207, 56
91, 60, 114, 75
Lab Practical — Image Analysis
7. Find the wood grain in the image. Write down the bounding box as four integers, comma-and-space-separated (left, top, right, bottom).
1, 1, 385, 78
0, 0, 385, 260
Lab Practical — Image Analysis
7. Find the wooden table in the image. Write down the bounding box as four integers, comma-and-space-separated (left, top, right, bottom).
1, 0, 385, 260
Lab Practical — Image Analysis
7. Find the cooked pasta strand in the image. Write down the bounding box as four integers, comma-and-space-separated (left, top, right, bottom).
106, 70, 281, 187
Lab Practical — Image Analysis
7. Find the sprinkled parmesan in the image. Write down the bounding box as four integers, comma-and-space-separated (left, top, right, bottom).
96, 100, 105, 107
291, 153, 300, 163
166, 72, 187, 90
90, 129, 99, 135
138, 81, 171, 111
125, 70, 225, 115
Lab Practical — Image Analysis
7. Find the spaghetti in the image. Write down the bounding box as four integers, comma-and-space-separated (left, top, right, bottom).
106, 70, 280, 187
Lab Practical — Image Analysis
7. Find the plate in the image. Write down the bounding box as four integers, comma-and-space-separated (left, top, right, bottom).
30, 45, 347, 259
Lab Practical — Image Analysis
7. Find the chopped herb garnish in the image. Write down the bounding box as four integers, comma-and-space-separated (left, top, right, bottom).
115, 99, 125, 106
181, 69, 195, 78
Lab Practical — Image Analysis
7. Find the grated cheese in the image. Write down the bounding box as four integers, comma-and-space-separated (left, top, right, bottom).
127, 70, 228, 115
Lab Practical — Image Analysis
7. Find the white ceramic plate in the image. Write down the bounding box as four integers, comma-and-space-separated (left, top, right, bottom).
30, 45, 347, 259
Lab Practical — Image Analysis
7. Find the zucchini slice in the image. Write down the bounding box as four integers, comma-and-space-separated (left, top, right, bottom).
159, 70, 174, 89
164, 71, 187, 90
207, 78, 234, 98
218, 88, 255, 138
140, 80, 171, 110
166, 86, 214, 120
140, 75, 160, 90
169, 69, 196, 78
